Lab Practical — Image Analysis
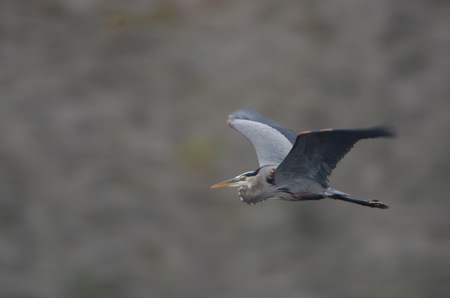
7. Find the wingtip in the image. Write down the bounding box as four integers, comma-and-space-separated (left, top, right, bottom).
228, 107, 260, 120
374, 123, 397, 138
227, 107, 259, 127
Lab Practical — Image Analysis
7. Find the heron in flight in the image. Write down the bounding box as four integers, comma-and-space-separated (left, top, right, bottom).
211, 108, 395, 209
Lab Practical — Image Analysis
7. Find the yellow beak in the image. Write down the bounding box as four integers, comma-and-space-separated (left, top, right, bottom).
210, 176, 244, 188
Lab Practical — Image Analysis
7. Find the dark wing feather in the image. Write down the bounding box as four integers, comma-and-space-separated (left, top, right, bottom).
274, 126, 395, 187
228, 108, 296, 166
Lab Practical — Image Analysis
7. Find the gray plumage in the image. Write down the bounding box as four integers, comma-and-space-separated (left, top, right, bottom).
212, 108, 395, 209
227, 108, 295, 166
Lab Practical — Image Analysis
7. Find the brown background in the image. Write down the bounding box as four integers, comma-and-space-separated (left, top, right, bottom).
1, 1, 449, 297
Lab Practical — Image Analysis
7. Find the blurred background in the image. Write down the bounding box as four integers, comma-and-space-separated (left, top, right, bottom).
1, 0, 449, 297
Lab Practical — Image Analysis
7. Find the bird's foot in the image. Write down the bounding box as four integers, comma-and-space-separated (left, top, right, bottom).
368, 200, 389, 209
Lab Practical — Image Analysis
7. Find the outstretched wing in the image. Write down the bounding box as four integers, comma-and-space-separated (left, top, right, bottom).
227, 108, 296, 166
274, 126, 395, 187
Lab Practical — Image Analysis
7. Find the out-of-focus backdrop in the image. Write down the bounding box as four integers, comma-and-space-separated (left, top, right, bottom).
1, 1, 449, 297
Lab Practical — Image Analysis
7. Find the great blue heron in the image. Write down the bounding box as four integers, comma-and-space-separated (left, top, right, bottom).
211, 108, 395, 209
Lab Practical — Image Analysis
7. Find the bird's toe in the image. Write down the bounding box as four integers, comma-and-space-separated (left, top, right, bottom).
368, 199, 389, 209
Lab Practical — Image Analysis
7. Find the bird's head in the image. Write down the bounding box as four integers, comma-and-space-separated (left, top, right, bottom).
210, 170, 258, 189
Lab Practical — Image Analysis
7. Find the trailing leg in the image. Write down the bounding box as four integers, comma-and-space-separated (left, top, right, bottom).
329, 194, 389, 209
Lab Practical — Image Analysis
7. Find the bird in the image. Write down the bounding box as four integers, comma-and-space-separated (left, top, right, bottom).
211, 108, 395, 209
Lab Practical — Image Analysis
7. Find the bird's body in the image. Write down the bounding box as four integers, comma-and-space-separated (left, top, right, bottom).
212, 108, 395, 209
